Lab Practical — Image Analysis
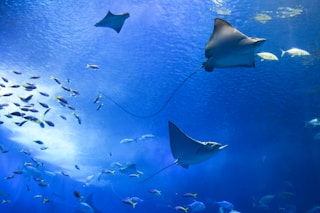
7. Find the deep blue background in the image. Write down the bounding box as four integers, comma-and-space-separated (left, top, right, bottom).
0, 0, 320, 212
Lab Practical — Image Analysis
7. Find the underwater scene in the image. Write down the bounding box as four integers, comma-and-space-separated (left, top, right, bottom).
0, 0, 320, 212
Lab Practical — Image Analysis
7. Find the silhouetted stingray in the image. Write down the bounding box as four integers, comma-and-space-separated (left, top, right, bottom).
104, 18, 266, 117
95, 11, 129, 33
139, 121, 228, 183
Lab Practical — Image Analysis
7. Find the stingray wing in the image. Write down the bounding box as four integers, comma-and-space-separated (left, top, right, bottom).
205, 18, 247, 57
95, 11, 130, 33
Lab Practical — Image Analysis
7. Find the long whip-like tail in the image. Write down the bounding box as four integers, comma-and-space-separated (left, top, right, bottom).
102, 65, 203, 118
137, 160, 178, 183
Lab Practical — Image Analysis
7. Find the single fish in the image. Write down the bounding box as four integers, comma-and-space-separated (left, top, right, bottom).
306, 118, 320, 127
30, 76, 40, 79
120, 138, 137, 144
122, 197, 137, 208
19, 95, 33, 103
75, 165, 80, 170
38, 101, 49, 108
1, 149, 8, 154
38, 91, 49, 97
101, 169, 115, 175
29, 109, 39, 113
33, 140, 44, 145
70, 88, 80, 96
13, 170, 23, 175
4, 175, 15, 180
11, 70, 22, 75
1, 199, 11, 204
23, 83, 37, 91
20, 150, 31, 155
55, 96, 68, 105
44, 120, 55, 127
61, 171, 71, 177
93, 94, 102, 104
1, 76, 8, 83
183, 193, 197, 198
38, 182, 49, 187
43, 108, 51, 117
129, 173, 140, 178
256, 52, 279, 61
43, 198, 50, 203
138, 134, 156, 140
50, 76, 61, 85
72, 112, 81, 124
149, 189, 161, 195
61, 85, 71, 92
9, 84, 20, 88
281, 48, 310, 57
96, 103, 103, 111
1, 93, 13, 97
23, 115, 40, 122
86, 64, 100, 69
33, 177, 43, 182
175, 206, 188, 213
73, 191, 83, 200
67, 105, 75, 110
10, 111, 25, 117
59, 115, 67, 120
24, 162, 33, 167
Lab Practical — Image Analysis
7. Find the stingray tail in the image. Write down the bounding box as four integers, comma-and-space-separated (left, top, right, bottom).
137, 160, 178, 183
102, 65, 203, 118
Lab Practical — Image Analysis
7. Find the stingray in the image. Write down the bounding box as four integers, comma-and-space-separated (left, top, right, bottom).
95, 11, 130, 33
103, 18, 266, 118
203, 18, 266, 71
139, 121, 228, 183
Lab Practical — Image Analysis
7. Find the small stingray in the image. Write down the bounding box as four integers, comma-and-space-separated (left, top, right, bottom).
139, 121, 227, 182
103, 18, 266, 118
95, 11, 130, 33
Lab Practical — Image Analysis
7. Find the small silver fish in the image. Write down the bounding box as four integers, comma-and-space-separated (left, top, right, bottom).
120, 138, 137, 144
86, 64, 100, 69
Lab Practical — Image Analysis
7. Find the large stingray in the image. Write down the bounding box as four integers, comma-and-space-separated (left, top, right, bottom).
104, 18, 266, 118
203, 18, 266, 71
139, 121, 228, 182
95, 11, 130, 33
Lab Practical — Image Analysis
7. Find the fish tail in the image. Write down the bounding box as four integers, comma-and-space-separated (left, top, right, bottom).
132, 202, 137, 208
86, 64, 90, 68
184, 207, 188, 213
280, 49, 285, 57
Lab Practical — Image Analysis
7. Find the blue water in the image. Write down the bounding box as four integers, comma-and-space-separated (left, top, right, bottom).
0, 0, 320, 213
